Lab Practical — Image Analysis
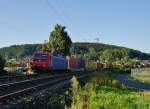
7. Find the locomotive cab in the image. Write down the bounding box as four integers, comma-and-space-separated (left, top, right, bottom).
32, 52, 51, 71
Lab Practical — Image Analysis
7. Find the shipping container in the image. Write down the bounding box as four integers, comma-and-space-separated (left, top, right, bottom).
85, 60, 97, 70
96, 62, 104, 70
66, 56, 78, 70
50, 55, 68, 70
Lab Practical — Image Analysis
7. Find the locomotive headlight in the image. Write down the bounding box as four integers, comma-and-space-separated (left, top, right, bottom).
43, 64, 46, 67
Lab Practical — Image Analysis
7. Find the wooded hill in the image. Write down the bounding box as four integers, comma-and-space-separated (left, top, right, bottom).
0, 42, 150, 60
0, 44, 42, 59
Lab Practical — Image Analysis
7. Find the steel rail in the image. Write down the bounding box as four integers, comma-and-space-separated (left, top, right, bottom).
0, 72, 85, 104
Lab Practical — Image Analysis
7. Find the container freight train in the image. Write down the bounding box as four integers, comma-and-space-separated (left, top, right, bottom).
31, 52, 102, 72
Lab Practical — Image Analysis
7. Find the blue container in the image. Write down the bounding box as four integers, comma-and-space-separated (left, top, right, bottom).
48, 55, 68, 70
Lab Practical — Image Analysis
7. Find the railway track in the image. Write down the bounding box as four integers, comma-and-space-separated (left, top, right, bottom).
0, 72, 87, 105
0, 74, 38, 84
0, 72, 62, 85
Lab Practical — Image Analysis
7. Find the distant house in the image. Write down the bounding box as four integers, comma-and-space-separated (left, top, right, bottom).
140, 60, 150, 67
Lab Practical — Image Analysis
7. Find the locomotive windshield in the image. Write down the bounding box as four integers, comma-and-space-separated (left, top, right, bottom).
34, 54, 48, 61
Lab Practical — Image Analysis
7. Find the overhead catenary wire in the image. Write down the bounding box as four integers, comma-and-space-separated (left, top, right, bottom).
43, 0, 88, 42
52, 0, 87, 38
44, 0, 68, 26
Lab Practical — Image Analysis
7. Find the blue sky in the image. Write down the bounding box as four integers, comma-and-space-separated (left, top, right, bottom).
0, 0, 150, 53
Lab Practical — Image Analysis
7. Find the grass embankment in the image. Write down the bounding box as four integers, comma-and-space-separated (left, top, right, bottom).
66, 71, 150, 109
132, 70, 150, 84
129, 68, 150, 84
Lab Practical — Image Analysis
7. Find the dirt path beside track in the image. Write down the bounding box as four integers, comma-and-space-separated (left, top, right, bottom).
116, 74, 150, 91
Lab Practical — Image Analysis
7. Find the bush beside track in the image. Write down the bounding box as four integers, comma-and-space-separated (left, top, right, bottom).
66, 71, 150, 109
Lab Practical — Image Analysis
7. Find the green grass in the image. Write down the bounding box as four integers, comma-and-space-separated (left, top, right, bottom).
131, 69, 150, 84
129, 74, 150, 85
90, 86, 150, 109
133, 74, 150, 84
66, 71, 150, 109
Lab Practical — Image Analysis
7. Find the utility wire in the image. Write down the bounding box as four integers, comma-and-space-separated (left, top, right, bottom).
51, 0, 87, 40
44, 0, 86, 42
45, 0, 67, 25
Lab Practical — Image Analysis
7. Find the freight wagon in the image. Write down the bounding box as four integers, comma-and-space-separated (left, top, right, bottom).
66, 56, 85, 71
96, 61, 104, 70
85, 60, 97, 70
85, 60, 103, 71
66, 56, 78, 70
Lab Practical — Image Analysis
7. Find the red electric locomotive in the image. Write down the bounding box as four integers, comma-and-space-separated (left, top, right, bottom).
32, 52, 68, 72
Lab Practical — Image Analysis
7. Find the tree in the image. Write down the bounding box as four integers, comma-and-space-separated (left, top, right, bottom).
42, 41, 49, 52
43, 24, 72, 56
0, 55, 5, 72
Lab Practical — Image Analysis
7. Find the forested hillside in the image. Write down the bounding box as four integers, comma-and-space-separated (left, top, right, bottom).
71, 42, 150, 60
0, 44, 42, 59
0, 42, 150, 60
